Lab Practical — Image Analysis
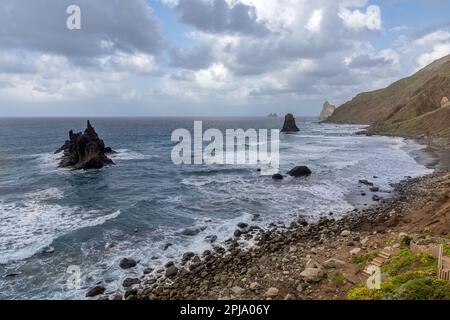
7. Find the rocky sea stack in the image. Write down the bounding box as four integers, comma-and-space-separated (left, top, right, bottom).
55, 120, 115, 170
319, 101, 336, 120
281, 113, 300, 133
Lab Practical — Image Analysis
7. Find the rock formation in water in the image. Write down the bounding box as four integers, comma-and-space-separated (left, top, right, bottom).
280, 113, 300, 133
267, 113, 278, 118
319, 101, 336, 120
55, 120, 115, 170
287, 166, 312, 177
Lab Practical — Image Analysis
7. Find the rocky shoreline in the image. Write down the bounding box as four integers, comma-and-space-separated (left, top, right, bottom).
96, 165, 449, 300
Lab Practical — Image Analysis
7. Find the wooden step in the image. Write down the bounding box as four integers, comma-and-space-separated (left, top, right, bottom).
362, 269, 373, 276
379, 250, 393, 259
371, 257, 386, 267
363, 264, 381, 276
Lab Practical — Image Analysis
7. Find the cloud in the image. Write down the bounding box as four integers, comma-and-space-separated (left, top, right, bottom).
0, 0, 162, 59
306, 9, 324, 33
413, 30, 450, 46
162, 0, 389, 102
417, 43, 450, 68
4, 0, 449, 117
0, 52, 38, 74
398, 29, 450, 70
174, 0, 269, 36
339, 5, 382, 31
170, 43, 215, 70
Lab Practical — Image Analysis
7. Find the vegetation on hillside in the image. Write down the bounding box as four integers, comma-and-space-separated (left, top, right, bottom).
328, 54, 450, 142
347, 246, 450, 300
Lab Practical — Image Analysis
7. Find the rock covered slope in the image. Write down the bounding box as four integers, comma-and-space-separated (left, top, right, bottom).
328, 54, 450, 143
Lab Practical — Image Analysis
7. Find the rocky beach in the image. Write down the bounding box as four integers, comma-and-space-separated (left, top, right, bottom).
97, 145, 450, 300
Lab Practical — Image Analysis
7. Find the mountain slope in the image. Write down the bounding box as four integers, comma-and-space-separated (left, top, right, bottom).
328, 54, 450, 143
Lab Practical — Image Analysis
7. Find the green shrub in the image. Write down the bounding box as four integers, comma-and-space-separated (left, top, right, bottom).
347, 248, 446, 300
443, 242, 450, 256
382, 248, 436, 276
393, 278, 450, 300
332, 273, 346, 287
352, 250, 379, 266
347, 286, 384, 300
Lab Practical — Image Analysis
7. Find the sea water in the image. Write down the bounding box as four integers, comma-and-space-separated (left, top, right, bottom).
0, 117, 433, 299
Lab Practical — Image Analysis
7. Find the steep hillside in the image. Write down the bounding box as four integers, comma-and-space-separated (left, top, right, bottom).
328, 54, 450, 143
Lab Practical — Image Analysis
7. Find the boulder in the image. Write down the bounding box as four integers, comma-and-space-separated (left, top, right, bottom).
300, 268, 325, 283
122, 278, 140, 288
249, 282, 261, 291
55, 120, 115, 170
287, 166, 312, 177
119, 258, 137, 269
372, 195, 381, 201
166, 265, 179, 277
264, 287, 279, 298
182, 252, 195, 262
350, 248, 362, 256
340, 230, 351, 237
181, 227, 202, 236
272, 173, 283, 180
359, 179, 374, 186
323, 258, 346, 269
86, 285, 106, 297
280, 113, 300, 133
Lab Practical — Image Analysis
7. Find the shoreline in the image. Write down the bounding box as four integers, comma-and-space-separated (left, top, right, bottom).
101, 134, 450, 301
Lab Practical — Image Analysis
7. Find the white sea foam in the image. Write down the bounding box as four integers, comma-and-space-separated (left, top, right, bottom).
0, 188, 121, 264
111, 149, 158, 161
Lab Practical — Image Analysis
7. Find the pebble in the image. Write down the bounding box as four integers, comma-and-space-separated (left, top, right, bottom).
265, 287, 279, 298
231, 286, 245, 295
249, 282, 261, 290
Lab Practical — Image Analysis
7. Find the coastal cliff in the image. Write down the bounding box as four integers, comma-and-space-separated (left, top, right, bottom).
328, 54, 450, 144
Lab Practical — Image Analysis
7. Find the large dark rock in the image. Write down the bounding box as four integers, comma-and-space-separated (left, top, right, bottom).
85, 285, 105, 297
281, 113, 300, 133
287, 166, 312, 177
55, 120, 115, 170
119, 258, 137, 269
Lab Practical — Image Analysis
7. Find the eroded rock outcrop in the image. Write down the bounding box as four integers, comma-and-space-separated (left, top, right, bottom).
55, 120, 115, 170
280, 113, 300, 133
319, 101, 336, 120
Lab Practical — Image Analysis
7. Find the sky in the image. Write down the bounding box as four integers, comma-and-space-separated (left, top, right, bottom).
1, 0, 450, 117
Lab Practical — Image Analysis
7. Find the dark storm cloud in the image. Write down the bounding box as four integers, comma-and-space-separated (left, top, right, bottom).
174, 0, 269, 36
0, 0, 162, 59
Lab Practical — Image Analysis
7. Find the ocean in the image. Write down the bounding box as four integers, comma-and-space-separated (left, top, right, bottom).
0, 117, 433, 299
